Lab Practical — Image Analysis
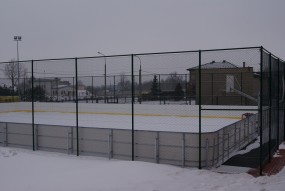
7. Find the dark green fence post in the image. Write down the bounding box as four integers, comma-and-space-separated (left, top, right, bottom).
91, 76, 94, 103
211, 73, 214, 105
131, 54, 134, 161
240, 72, 243, 105
159, 74, 161, 104
277, 59, 280, 150
259, 46, 263, 176
113, 75, 116, 101
282, 61, 285, 141
31, 60, 35, 151
104, 61, 107, 103
75, 58, 79, 156
268, 53, 272, 163
199, 50, 202, 169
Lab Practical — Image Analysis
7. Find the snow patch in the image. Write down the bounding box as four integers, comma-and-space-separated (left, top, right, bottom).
0, 148, 17, 157
1, 146, 285, 191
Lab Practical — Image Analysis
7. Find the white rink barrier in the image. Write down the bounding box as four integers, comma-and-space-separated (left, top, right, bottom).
0, 102, 258, 168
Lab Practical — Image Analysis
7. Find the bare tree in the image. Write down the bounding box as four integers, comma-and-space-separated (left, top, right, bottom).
2, 59, 27, 91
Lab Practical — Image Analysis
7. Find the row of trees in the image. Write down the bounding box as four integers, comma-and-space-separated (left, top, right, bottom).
0, 60, 46, 101
1, 59, 28, 91
1, 60, 187, 102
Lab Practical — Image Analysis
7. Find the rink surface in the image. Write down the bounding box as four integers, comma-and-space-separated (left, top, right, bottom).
0, 111, 239, 133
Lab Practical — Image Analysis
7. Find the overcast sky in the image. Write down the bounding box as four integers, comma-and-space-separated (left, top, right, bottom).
0, 0, 285, 62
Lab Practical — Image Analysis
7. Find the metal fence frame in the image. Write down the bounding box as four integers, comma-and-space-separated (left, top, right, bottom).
0, 46, 284, 175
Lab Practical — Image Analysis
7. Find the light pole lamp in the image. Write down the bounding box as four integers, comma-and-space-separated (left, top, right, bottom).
14, 36, 22, 94
97, 52, 107, 103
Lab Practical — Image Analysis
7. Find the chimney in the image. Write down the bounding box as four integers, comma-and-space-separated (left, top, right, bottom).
243, 62, 245, 68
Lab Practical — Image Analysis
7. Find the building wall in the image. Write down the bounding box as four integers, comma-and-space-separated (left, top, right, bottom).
33, 80, 53, 96
190, 67, 260, 105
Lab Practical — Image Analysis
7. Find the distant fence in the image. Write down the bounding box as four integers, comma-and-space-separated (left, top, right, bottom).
0, 46, 284, 174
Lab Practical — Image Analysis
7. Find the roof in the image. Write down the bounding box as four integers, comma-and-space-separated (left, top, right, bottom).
187, 60, 238, 71
52, 85, 72, 89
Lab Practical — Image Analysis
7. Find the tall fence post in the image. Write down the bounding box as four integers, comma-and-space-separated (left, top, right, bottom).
113, 75, 116, 101
199, 50, 202, 169
131, 54, 134, 161
104, 59, 107, 103
158, 74, 161, 105
91, 76, 94, 103
240, 72, 243, 105
75, 58, 79, 156
268, 53, 272, 162
277, 59, 280, 150
184, 74, 188, 105
282, 61, 285, 141
259, 46, 264, 176
211, 73, 214, 104
31, 60, 35, 151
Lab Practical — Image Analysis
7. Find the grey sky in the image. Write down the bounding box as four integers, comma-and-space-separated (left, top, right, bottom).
0, 0, 285, 62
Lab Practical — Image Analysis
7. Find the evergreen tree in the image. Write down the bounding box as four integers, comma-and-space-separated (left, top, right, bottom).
0, 85, 17, 96
151, 75, 160, 100
23, 86, 46, 101
174, 83, 184, 101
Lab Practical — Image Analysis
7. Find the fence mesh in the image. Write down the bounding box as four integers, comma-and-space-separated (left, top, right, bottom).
0, 47, 284, 174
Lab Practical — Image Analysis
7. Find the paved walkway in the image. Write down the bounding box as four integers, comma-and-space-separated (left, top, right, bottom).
248, 149, 285, 177
217, 141, 285, 177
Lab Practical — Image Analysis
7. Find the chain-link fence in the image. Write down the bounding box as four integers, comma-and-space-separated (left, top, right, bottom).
0, 47, 284, 175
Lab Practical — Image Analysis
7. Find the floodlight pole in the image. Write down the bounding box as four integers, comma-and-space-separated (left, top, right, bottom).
98, 52, 107, 103
14, 36, 21, 95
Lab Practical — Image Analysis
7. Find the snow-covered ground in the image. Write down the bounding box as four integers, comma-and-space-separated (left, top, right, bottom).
1, 145, 285, 191
0, 111, 238, 132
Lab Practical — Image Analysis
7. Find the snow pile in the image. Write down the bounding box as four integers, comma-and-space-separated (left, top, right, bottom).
1, 146, 285, 191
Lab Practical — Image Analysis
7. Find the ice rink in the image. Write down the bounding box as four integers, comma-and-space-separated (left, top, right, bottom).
0, 111, 240, 133
0, 102, 258, 133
